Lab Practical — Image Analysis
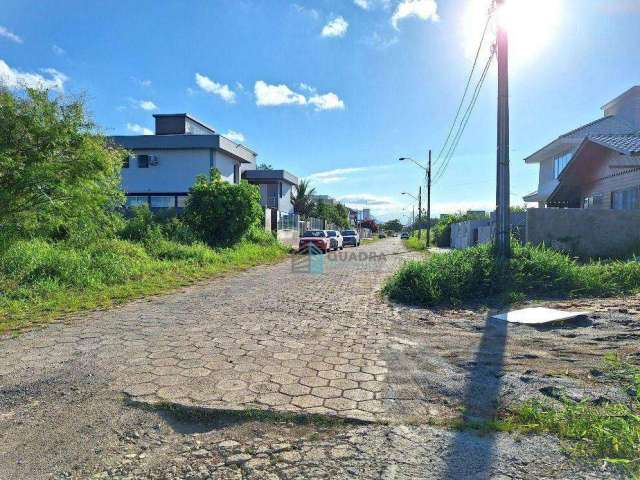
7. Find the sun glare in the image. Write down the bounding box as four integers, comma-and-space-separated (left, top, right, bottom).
463, 0, 562, 66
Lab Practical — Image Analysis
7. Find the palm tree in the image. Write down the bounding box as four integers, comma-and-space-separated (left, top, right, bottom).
290, 179, 316, 219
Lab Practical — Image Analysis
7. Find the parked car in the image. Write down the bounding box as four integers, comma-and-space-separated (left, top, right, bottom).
378, 232, 386, 239
400, 232, 410, 239
326, 230, 344, 251
341, 229, 360, 247
299, 230, 331, 254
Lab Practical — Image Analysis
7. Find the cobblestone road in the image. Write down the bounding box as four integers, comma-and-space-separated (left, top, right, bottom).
0, 238, 420, 422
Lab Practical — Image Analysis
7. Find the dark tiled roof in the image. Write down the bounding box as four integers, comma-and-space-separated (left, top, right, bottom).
560, 115, 636, 138
588, 134, 640, 155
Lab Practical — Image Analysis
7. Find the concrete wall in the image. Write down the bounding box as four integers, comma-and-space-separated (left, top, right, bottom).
277, 229, 299, 248
121, 148, 242, 194
526, 207, 640, 258
450, 220, 491, 249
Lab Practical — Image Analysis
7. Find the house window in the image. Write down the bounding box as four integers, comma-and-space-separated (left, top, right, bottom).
126, 196, 149, 207
612, 186, 640, 210
583, 193, 603, 209
553, 151, 573, 178
233, 164, 240, 184
150, 196, 175, 208
176, 196, 188, 208
137, 155, 150, 168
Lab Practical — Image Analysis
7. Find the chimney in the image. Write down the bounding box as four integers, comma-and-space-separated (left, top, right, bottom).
601, 86, 640, 130
152, 114, 216, 135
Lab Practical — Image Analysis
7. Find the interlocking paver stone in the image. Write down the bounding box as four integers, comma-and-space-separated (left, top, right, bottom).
0, 240, 420, 422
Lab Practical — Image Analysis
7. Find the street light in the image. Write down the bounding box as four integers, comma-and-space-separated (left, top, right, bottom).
401, 192, 418, 201
399, 152, 432, 248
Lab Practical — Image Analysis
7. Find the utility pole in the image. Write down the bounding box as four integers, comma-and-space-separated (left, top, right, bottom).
412, 205, 415, 235
426, 150, 432, 249
495, 0, 511, 259
417, 186, 422, 240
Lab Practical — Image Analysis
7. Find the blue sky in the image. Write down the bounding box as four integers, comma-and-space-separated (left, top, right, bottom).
2, 0, 639, 221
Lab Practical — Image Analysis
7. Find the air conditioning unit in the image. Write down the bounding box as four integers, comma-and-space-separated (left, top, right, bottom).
149, 155, 159, 166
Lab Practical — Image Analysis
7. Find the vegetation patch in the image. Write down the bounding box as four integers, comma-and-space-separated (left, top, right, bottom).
503, 356, 640, 475
403, 232, 429, 251
0, 88, 288, 333
384, 241, 640, 307
0, 236, 287, 333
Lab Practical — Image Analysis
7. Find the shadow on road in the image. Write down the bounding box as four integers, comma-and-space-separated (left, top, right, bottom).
442, 312, 508, 479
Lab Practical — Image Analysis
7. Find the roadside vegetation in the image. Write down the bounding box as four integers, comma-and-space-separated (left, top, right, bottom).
403, 230, 429, 251
497, 354, 640, 476
384, 241, 640, 307
0, 88, 287, 333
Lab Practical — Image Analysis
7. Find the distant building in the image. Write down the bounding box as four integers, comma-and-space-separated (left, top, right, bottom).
110, 113, 297, 212
362, 209, 372, 220
310, 194, 336, 205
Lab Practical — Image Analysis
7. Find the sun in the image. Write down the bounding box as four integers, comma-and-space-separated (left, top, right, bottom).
463, 0, 562, 66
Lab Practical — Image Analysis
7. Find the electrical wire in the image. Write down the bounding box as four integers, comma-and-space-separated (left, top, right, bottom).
432, 49, 495, 184
433, 8, 494, 170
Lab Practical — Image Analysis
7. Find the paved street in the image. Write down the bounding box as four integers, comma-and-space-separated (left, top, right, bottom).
1, 238, 420, 424
1, 238, 635, 479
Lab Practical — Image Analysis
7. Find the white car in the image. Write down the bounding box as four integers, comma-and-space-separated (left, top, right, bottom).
341, 229, 360, 247
326, 230, 344, 251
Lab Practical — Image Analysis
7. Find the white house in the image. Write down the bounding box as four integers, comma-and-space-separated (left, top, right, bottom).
524, 86, 640, 208
110, 113, 296, 212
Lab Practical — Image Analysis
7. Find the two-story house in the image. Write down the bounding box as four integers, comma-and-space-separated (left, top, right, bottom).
110, 113, 297, 213
523, 86, 640, 209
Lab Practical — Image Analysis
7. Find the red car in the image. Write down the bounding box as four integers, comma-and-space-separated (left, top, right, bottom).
298, 230, 330, 254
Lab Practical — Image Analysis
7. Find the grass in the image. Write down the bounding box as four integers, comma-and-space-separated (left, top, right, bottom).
500, 355, 640, 476
384, 241, 640, 307
403, 231, 430, 251
452, 355, 640, 476
0, 236, 288, 333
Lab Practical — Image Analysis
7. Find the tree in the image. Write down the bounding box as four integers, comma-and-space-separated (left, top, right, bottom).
183, 168, 262, 246
257, 162, 273, 170
383, 219, 403, 233
360, 219, 378, 233
0, 87, 125, 242
290, 179, 316, 218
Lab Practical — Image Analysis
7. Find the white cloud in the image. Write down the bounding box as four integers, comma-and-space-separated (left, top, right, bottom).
254, 80, 306, 107
0, 26, 22, 44
299, 83, 316, 93
138, 100, 158, 110
195, 73, 236, 103
127, 123, 153, 135
52, 44, 66, 56
337, 193, 406, 212
306, 164, 393, 184
292, 4, 320, 19
224, 130, 245, 143
322, 16, 349, 37
354, 0, 371, 9
0, 59, 67, 91
362, 31, 399, 49
308, 92, 345, 111
391, 0, 439, 29
254, 81, 345, 111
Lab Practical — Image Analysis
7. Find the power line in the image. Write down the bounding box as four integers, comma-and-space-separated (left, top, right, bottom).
432, 49, 495, 184
434, 8, 494, 170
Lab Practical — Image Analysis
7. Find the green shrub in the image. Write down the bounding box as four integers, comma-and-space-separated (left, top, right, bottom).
144, 239, 220, 264
384, 241, 640, 307
183, 169, 263, 247
0, 87, 125, 243
119, 205, 164, 243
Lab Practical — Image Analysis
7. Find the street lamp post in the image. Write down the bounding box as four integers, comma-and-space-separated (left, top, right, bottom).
400, 151, 432, 249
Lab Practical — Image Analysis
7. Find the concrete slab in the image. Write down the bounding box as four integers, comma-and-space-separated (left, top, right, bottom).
492, 307, 590, 325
